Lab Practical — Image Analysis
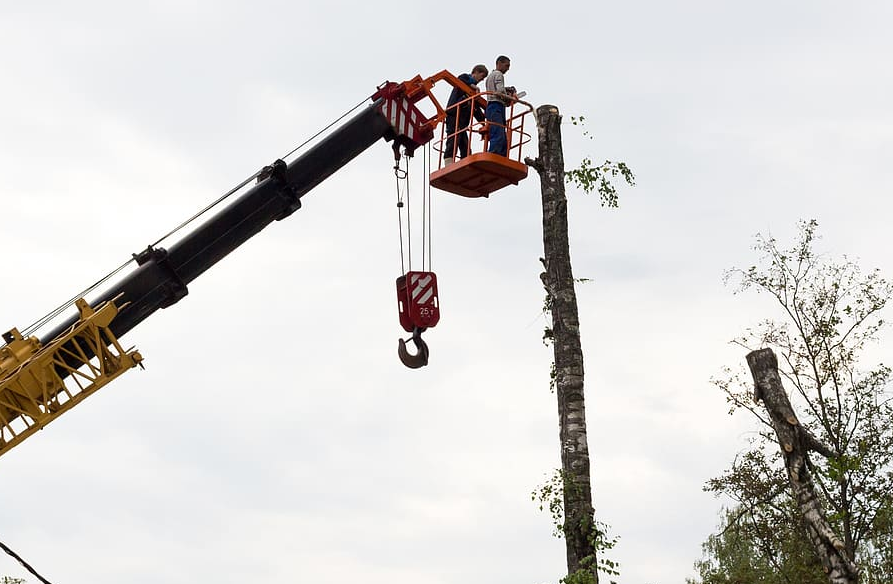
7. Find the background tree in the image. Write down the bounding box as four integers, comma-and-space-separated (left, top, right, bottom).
695, 220, 893, 582
691, 505, 827, 584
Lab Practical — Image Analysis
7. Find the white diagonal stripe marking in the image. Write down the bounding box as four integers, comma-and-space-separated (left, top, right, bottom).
411, 276, 432, 299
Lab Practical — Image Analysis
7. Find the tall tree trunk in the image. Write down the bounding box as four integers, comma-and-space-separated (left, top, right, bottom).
529, 104, 598, 582
746, 348, 859, 584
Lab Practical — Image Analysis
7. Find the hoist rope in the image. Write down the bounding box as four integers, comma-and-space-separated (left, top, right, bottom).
426, 143, 434, 271
404, 156, 412, 271
19, 95, 372, 339
394, 161, 407, 275
395, 147, 437, 275
421, 149, 427, 272
0, 539, 54, 584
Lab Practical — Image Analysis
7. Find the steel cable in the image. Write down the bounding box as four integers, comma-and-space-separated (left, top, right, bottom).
17, 96, 372, 340
0, 539, 53, 584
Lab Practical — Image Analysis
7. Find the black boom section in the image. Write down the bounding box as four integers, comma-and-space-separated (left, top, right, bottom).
42, 101, 393, 345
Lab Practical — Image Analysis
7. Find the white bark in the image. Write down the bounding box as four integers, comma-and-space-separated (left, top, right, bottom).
532, 104, 598, 582
747, 348, 859, 584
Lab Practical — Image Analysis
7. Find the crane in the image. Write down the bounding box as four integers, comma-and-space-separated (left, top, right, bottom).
0, 70, 534, 460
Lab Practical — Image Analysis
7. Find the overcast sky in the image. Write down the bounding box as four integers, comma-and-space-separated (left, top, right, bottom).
1, 2, 891, 583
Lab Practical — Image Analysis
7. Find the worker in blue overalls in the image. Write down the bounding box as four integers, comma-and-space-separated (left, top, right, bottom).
443, 64, 489, 165
484, 55, 517, 157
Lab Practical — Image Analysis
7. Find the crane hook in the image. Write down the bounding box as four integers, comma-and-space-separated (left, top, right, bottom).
398, 327, 429, 369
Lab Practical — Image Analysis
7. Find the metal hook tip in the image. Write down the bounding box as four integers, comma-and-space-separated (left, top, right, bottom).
398, 336, 429, 369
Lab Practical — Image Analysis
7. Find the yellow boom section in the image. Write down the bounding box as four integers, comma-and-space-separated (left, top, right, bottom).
0, 297, 143, 458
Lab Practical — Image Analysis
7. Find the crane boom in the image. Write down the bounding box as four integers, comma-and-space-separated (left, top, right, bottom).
0, 70, 533, 458
42, 100, 394, 346
0, 74, 451, 458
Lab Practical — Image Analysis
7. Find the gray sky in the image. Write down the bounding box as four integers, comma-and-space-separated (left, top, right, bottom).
1, 2, 891, 583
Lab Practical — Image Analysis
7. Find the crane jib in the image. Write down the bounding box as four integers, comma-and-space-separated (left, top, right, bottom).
0, 71, 492, 454
0, 98, 406, 456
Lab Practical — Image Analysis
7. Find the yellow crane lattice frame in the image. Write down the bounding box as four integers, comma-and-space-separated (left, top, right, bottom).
0, 297, 142, 458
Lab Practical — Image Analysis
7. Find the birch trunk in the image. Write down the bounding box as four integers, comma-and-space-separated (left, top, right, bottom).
530, 104, 598, 582
746, 348, 859, 584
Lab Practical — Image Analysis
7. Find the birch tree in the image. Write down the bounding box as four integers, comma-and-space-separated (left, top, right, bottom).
527, 105, 633, 584
699, 220, 893, 583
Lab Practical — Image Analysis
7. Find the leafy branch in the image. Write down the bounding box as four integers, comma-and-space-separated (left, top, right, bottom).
532, 469, 621, 582
565, 116, 636, 208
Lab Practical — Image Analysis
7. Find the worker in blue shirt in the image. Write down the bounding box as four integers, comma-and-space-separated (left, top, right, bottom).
443, 64, 488, 165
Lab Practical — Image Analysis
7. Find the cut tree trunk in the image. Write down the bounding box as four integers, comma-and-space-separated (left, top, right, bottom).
746, 348, 859, 584
530, 104, 598, 582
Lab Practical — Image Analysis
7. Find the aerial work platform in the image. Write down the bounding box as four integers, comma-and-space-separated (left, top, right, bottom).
429, 91, 533, 198
429, 153, 529, 198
